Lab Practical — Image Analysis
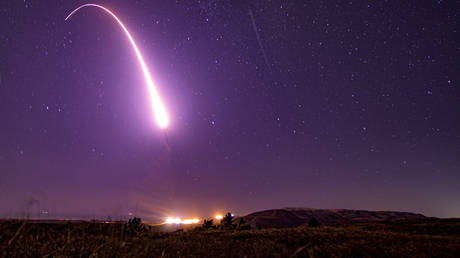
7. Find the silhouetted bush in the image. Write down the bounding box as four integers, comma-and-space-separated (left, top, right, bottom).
237, 218, 251, 230
202, 219, 214, 229
220, 212, 236, 230
128, 217, 144, 232
308, 217, 321, 227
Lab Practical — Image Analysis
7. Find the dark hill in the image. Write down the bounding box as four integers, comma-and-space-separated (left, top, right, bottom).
239, 208, 427, 229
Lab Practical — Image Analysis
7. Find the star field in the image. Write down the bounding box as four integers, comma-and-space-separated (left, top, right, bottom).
0, 0, 459, 219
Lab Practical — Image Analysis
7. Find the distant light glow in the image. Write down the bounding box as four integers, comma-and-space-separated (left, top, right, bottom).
182, 218, 200, 224
165, 217, 200, 225
215, 214, 223, 220
65, 4, 169, 129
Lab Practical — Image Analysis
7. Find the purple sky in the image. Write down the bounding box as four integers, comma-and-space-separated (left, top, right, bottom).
0, 0, 459, 220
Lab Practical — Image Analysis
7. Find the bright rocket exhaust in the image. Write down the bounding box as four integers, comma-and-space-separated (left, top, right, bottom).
65, 4, 169, 129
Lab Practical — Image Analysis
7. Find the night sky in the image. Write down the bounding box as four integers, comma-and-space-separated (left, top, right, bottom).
1, 0, 459, 220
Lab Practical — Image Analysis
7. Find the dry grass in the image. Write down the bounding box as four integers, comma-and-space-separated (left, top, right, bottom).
1, 219, 459, 257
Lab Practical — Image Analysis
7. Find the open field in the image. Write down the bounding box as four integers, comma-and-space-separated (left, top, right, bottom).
1, 219, 460, 257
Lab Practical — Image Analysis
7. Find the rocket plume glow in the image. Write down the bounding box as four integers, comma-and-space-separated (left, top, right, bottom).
65, 4, 169, 128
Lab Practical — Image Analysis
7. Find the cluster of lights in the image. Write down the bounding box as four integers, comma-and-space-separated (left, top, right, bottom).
165, 217, 200, 225
164, 214, 234, 225
215, 214, 234, 219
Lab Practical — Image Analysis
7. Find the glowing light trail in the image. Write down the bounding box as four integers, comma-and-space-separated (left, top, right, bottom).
66, 4, 169, 128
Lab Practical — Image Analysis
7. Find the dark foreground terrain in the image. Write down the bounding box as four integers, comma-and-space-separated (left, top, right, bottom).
1, 219, 460, 257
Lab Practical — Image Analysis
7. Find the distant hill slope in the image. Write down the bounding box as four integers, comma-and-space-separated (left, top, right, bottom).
239, 208, 427, 229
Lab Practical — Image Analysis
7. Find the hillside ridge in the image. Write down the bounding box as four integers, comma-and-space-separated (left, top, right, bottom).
238, 207, 427, 228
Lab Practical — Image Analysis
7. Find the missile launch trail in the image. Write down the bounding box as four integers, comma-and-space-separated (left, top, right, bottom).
66, 4, 175, 200
65, 4, 169, 129
163, 132, 175, 200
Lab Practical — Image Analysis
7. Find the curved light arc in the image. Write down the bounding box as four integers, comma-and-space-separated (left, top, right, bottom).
66, 4, 169, 128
